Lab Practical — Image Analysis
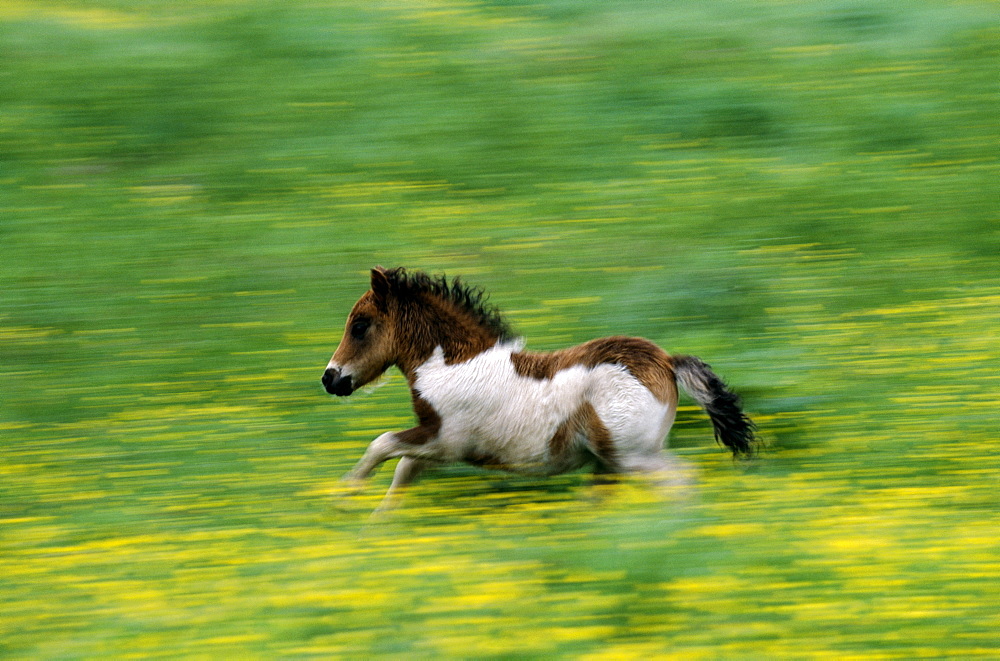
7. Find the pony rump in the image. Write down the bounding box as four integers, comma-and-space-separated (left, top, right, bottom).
672, 355, 757, 458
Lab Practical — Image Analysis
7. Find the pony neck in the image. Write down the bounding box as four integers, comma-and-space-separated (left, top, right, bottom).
392, 297, 504, 382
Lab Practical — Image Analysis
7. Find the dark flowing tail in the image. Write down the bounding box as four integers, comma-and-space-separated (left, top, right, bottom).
672, 355, 757, 458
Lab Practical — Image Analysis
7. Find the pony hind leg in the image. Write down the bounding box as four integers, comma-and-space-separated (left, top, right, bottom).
570, 402, 623, 478
588, 409, 693, 489
617, 450, 695, 488
589, 445, 693, 486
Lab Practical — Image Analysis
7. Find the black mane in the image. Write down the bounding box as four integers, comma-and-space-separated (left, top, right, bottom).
382, 267, 514, 341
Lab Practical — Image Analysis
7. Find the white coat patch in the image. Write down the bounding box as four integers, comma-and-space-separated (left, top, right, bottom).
413, 342, 673, 473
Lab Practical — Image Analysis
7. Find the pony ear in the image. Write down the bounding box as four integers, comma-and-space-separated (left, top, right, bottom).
370, 266, 391, 305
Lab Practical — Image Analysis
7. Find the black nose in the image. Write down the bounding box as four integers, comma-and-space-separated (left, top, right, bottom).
322, 368, 353, 396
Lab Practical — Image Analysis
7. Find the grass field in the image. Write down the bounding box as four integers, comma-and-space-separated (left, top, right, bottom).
2, 1, 999, 657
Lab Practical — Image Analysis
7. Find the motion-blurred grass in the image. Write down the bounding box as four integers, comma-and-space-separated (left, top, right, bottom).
2, 1, 998, 657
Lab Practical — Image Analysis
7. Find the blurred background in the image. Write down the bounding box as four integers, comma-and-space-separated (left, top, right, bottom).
2, 1, 998, 657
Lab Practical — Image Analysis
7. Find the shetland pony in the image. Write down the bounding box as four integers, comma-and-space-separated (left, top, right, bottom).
322, 267, 756, 510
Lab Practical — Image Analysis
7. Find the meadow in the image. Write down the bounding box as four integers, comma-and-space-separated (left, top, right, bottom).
2, 0, 998, 657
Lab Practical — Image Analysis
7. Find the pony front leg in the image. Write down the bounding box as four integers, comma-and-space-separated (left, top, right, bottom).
371, 457, 429, 514
340, 423, 443, 513
345, 429, 441, 484
329, 432, 406, 510
345, 431, 404, 483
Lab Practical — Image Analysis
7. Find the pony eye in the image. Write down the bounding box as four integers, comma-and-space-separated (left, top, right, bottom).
350, 319, 371, 340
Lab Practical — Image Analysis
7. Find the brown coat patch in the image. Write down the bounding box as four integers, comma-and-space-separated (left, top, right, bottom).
395, 393, 441, 446
512, 336, 677, 404
549, 401, 615, 469
509, 351, 555, 380
548, 410, 576, 460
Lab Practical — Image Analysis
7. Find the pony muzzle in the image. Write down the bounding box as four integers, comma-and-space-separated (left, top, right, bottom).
322, 367, 354, 396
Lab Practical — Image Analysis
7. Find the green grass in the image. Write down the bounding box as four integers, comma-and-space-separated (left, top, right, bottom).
2, 1, 998, 657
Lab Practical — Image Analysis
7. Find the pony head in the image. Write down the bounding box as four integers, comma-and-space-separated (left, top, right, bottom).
322, 267, 398, 396
322, 266, 513, 396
